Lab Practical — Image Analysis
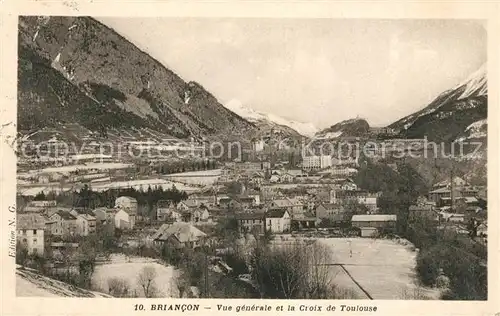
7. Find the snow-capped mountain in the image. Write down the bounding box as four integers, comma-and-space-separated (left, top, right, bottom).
389, 64, 487, 143
455, 64, 487, 100
224, 101, 318, 137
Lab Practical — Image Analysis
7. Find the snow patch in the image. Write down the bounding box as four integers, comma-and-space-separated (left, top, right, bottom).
455, 64, 487, 100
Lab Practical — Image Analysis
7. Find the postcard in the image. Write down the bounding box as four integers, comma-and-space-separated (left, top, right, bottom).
1, 1, 498, 316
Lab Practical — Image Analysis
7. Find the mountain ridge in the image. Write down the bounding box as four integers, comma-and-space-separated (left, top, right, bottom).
389, 64, 487, 144
17, 16, 257, 141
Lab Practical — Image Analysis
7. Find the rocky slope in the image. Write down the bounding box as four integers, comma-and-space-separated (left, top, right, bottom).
17, 16, 256, 141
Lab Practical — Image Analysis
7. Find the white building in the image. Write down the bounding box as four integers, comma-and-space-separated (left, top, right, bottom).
114, 209, 136, 229
115, 196, 138, 214
75, 214, 97, 236
265, 209, 291, 233
302, 155, 332, 170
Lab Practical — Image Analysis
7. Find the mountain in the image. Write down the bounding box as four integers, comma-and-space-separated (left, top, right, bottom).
390, 64, 487, 144
224, 101, 318, 138
314, 118, 370, 139
17, 16, 257, 141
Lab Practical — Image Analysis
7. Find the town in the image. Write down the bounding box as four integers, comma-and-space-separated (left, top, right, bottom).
15, 130, 487, 300
14, 15, 488, 301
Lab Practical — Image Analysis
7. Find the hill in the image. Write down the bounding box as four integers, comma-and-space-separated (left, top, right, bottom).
314, 118, 370, 139
18, 16, 257, 141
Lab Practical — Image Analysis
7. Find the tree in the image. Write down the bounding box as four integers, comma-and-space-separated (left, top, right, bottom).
16, 241, 29, 267
108, 277, 131, 297
137, 266, 158, 298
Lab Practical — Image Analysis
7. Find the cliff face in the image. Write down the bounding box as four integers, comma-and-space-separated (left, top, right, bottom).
17, 16, 256, 140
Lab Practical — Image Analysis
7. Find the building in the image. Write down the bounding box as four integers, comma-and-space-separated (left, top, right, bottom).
115, 196, 138, 213
17, 213, 45, 255
156, 200, 176, 222
315, 203, 345, 221
351, 214, 397, 237
152, 222, 207, 249
47, 210, 78, 237
181, 207, 210, 223
23, 200, 58, 213
250, 172, 265, 185
92, 207, 116, 224
265, 209, 291, 233
176, 200, 199, 212
75, 214, 97, 236
114, 209, 136, 229
26, 200, 57, 208
187, 194, 216, 207
69, 209, 97, 236
302, 155, 332, 170
235, 213, 265, 234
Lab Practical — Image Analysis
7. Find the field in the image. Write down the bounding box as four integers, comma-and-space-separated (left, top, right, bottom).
318, 237, 441, 299
17, 177, 202, 196
28, 163, 134, 174
90, 178, 201, 193
164, 169, 222, 185
91, 254, 179, 297
272, 236, 441, 299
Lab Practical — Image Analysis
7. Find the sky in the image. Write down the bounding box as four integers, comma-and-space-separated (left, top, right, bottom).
98, 18, 486, 129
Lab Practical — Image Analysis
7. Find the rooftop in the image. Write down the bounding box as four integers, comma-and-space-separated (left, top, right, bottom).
17, 213, 45, 230
152, 222, 207, 242
54, 210, 77, 220
266, 209, 288, 218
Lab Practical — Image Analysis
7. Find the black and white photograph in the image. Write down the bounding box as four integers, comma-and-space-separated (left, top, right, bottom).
5, 8, 494, 306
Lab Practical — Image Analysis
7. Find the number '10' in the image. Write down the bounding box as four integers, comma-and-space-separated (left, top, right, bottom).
135, 304, 144, 311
